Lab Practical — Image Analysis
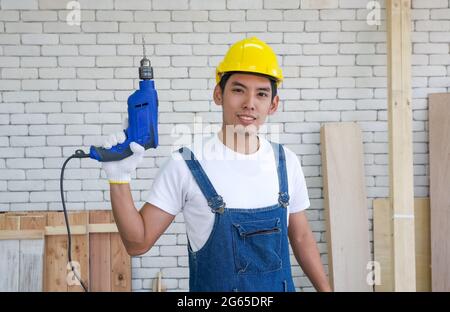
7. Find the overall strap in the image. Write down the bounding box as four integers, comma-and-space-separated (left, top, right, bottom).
178, 147, 225, 213
270, 142, 290, 208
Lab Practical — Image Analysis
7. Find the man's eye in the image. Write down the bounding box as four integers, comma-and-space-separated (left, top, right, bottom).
259, 92, 269, 97
232, 89, 243, 93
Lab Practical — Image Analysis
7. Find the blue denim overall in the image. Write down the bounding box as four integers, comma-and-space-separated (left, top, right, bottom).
178, 142, 295, 292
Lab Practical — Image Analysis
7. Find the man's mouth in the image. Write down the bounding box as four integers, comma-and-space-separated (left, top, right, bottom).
237, 114, 257, 123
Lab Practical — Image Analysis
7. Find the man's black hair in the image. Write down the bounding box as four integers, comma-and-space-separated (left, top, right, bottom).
218, 71, 277, 102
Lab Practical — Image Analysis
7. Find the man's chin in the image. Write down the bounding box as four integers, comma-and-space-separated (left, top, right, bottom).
233, 124, 259, 136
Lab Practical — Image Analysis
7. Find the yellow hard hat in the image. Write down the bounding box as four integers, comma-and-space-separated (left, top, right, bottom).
216, 37, 283, 86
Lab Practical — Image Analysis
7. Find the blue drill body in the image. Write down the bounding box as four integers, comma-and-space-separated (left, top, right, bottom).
89, 55, 158, 162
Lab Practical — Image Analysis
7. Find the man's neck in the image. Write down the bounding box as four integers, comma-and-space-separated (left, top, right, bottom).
218, 127, 260, 155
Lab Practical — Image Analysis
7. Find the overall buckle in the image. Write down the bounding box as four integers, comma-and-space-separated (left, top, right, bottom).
207, 195, 226, 214
278, 192, 290, 208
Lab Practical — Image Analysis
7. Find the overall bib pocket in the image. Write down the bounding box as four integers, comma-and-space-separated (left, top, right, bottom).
232, 217, 282, 274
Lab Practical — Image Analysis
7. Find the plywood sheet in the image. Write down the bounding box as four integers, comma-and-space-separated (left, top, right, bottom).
320, 122, 372, 291
429, 93, 450, 291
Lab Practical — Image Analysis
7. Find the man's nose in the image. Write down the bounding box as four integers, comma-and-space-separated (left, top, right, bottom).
242, 93, 256, 110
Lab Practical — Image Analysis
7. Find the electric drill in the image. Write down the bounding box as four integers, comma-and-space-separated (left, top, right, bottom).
89, 44, 159, 162
59, 41, 159, 291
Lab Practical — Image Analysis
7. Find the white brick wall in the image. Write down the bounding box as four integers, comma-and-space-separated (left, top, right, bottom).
1, 0, 448, 292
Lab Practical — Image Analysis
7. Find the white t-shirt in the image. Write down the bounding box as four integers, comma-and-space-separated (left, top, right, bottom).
146, 133, 310, 252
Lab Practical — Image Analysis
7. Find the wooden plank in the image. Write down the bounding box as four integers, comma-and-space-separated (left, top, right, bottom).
44, 224, 118, 235
0, 230, 44, 240
68, 212, 89, 292
0, 213, 20, 291
88, 223, 118, 233
110, 212, 131, 292
373, 199, 394, 292
4, 215, 20, 230
45, 225, 87, 236
429, 93, 450, 291
19, 213, 46, 292
45, 212, 69, 292
320, 122, 372, 291
374, 198, 431, 292
415, 198, 431, 292
386, 0, 416, 291
0, 214, 47, 239
20, 215, 46, 230
19, 240, 45, 292
0, 240, 20, 291
89, 211, 111, 292
45, 212, 90, 292
0, 214, 5, 229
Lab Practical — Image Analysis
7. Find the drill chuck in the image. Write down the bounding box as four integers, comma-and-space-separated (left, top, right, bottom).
139, 57, 153, 80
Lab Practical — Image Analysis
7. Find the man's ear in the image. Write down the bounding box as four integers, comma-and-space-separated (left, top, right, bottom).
268, 95, 280, 115
213, 84, 223, 106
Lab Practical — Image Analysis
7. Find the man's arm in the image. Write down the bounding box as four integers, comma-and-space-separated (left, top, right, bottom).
110, 183, 175, 256
288, 211, 332, 292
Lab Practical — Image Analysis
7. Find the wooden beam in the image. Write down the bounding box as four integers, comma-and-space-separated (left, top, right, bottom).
429, 93, 450, 291
386, 0, 416, 291
321, 122, 372, 291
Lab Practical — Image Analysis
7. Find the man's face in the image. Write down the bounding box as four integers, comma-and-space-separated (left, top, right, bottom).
213, 73, 279, 136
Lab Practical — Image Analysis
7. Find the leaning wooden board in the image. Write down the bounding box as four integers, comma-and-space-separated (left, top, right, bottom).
373, 198, 431, 291
429, 93, 450, 291
320, 122, 372, 291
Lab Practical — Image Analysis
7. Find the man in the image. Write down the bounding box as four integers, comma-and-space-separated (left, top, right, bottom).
103, 37, 331, 292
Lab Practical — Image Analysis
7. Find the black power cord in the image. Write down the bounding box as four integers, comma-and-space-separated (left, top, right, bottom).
60, 149, 90, 292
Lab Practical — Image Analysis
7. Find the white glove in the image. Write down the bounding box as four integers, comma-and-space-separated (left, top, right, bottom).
102, 118, 145, 184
